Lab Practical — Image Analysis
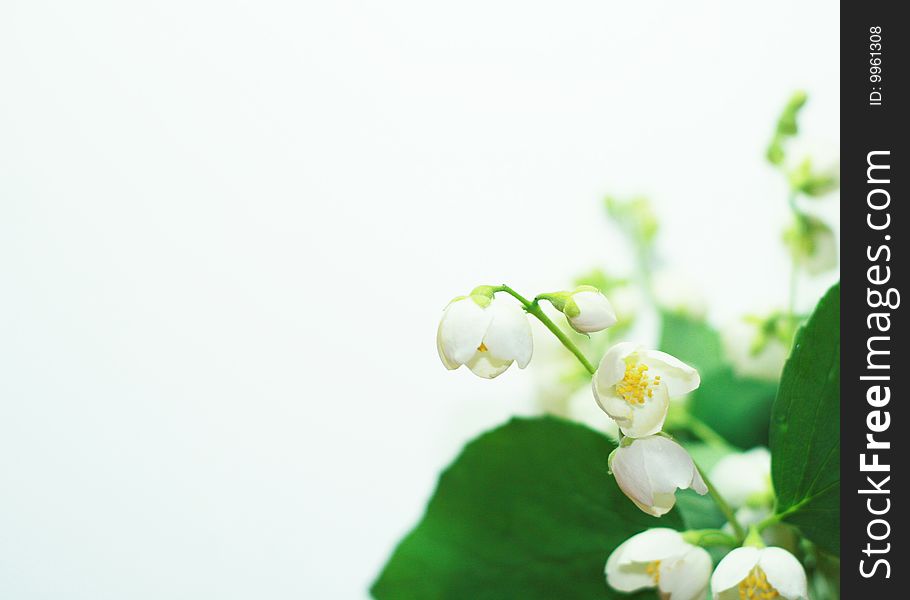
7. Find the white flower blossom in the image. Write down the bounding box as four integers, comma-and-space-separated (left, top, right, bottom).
711, 546, 808, 600
436, 295, 532, 378
709, 447, 772, 509
606, 528, 712, 600
610, 435, 708, 517
592, 342, 700, 438
564, 287, 618, 333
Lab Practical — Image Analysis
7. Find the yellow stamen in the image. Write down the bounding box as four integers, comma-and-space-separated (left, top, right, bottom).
615, 361, 660, 405
645, 560, 661, 584
738, 567, 780, 599
477, 342, 488, 352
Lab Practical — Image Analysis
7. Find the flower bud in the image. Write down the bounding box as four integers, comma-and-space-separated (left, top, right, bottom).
563, 286, 618, 333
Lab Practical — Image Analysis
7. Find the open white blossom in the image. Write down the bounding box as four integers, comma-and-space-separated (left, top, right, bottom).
436, 296, 532, 379
592, 342, 700, 437
566, 385, 619, 440
564, 287, 617, 333
709, 448, 772, 509
711, 546, 808, 600
606, 528, 712, 600
610, 435, 708, 517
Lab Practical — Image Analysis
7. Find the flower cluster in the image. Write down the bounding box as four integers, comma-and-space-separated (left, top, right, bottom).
606, 529, 808, 599
436, 283, 809, 599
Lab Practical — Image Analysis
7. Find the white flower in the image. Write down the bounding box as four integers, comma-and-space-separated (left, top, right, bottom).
436, 295, 532, 379
709, 448, 772, 509
564, 287, 618, 333
606, 528, 712, 600
721, 318, 789, 381
610, 435, 708, 517
592, 342, 700, 438
711, 546, 808, 600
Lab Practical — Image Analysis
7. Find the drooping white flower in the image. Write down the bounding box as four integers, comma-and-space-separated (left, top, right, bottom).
711, 546, 808, 600
610, 435, 708, 517
606, 528, 712, 600
436, 295, 532, 379
564, 287, 618, 333
709, 448, 772, 509
592, 342, 700, 438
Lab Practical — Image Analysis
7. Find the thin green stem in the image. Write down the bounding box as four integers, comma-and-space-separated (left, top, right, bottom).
697, 465, 746, 541
681, 414, 734, 453
494, 285, 597, 375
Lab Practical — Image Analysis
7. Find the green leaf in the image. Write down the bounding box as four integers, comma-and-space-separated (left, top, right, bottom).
770, 283, 840, 556
371, 417, 683, 599
659, 312, 778, 449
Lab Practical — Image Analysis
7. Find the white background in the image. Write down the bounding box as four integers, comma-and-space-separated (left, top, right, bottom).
2, 1, 837, 598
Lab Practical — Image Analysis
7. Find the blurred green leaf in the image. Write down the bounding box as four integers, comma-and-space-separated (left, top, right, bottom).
659, 312, 778, 449
371, 417, 683, 599
770, 283, 840, 556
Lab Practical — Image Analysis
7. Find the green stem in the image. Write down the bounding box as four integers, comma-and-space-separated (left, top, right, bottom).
495, 285, 597, 375
697, 465, 746, 541
681, 414, 734, 453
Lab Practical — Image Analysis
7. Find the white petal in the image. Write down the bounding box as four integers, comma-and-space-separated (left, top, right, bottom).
438, 298, 492, 365
592, 380, 633, 427
618, 529, 690, 563
617, 383, 670, 438
611, 442, 654, 511
605, 558, 653, 592
464, 352, 512, 379
436, 319, 460, 370
482, 299, 533, 368
640, 349, 701, 397
711, 547, 760, 596
659, 546, 712, 600
759, 547, 809, 599
644, 436, 706, 497
568, 291, 618, 333
595, 342, 641, 390
606, 529, 688, 592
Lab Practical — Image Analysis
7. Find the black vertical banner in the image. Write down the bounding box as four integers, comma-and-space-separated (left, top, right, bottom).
841, 2, 905, 596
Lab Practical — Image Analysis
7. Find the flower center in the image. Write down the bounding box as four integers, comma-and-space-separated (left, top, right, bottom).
645, 560, 661, 584
738, 567, 780, 599
477, 342, 489, 352
616, 361, 661, 405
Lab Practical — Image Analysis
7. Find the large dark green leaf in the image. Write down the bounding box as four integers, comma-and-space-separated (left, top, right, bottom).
659, 312, 778, 449
371, 417, 683, 599
770, 283, 840, 555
